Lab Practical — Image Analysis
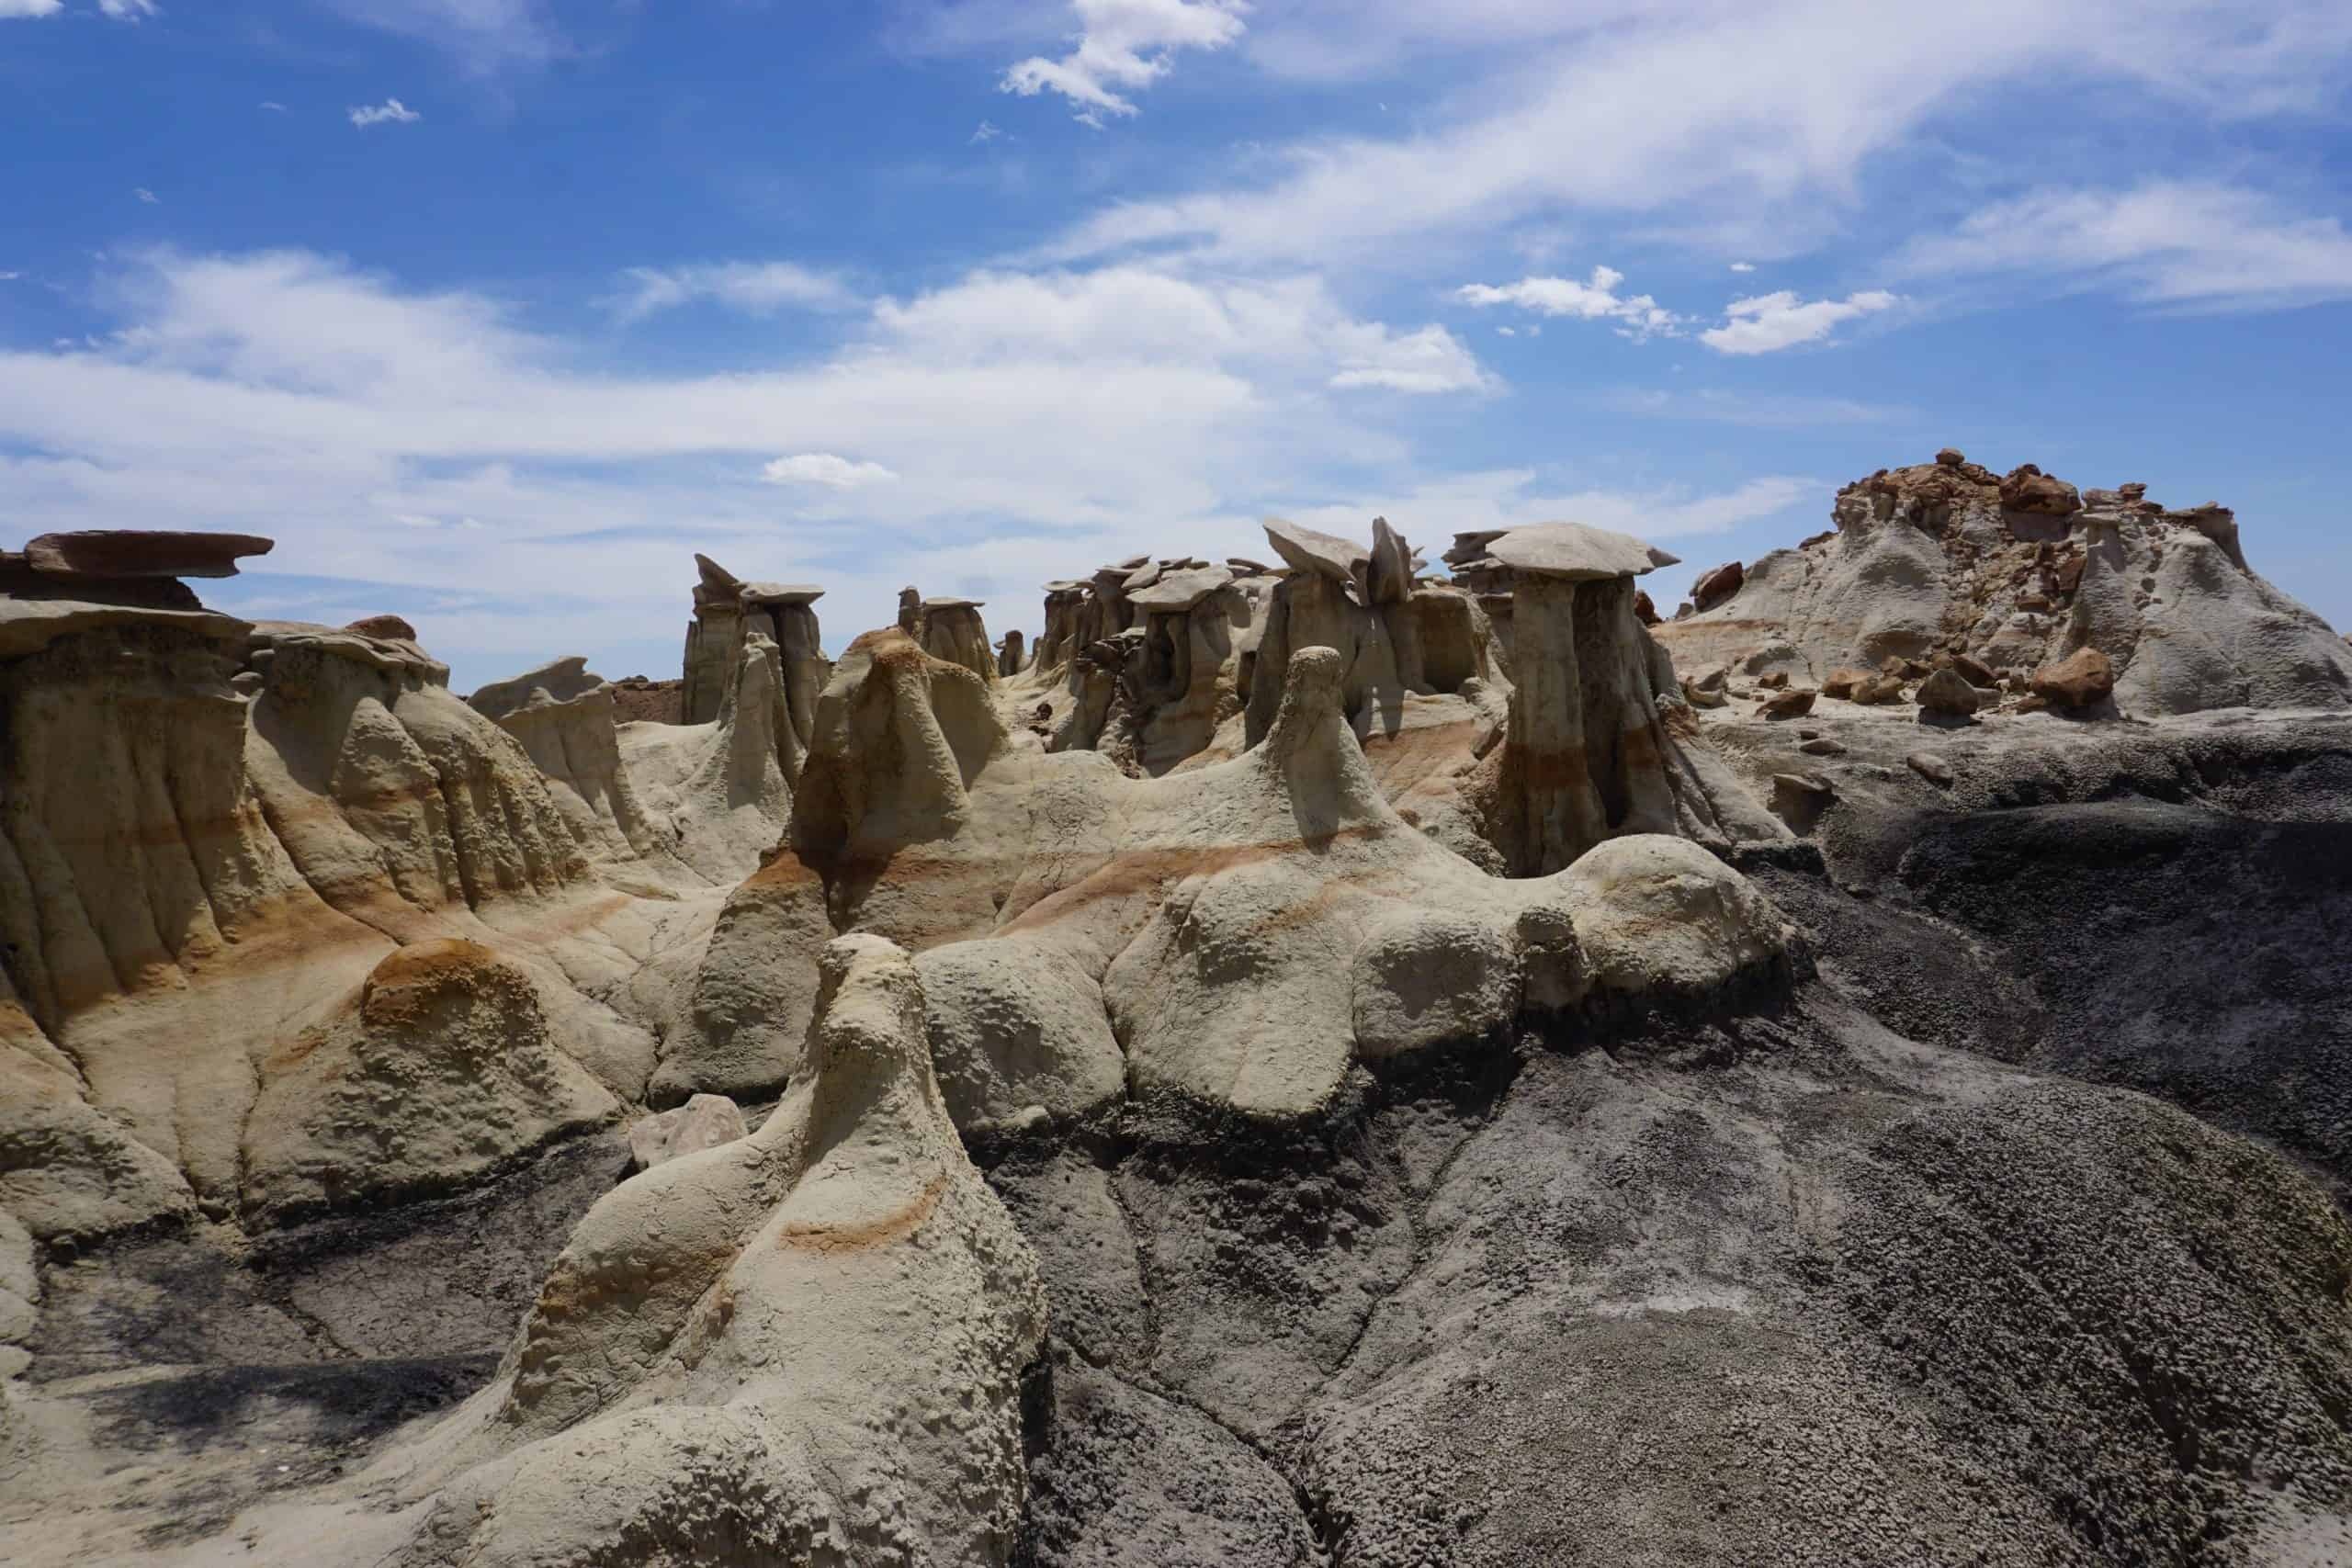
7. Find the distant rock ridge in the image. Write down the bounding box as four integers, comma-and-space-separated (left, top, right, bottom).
1655, 448, 2352, 718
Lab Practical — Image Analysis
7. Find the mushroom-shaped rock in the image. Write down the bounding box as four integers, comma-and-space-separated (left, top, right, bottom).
1127, 563, 1234, 612
23, 529, 273, 580
1265, 516, 1372, 601
741, 581, 825, 607
1487, 521, 1680, 581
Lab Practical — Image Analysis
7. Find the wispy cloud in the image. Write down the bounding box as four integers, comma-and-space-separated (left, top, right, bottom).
1899, 181, 2352, 313
1280, 469, 1815, 547
317, 0, 562, 76
1729, 261, 1755, 273
971, 118, 1006, 143
98, 0, 161, 18
132, 186, 160, 205
259, 101, 288, 113
349, 98, 423, 129
1698, 289, 1898, 355
0, 0, 64, 19
1601, 387, 1907, 426
1041, 2, 2352, 269
763, 453, 900, 490
1001, 0, 1250, 126
608, 261, 858, 323
1455, 265, 1682, 341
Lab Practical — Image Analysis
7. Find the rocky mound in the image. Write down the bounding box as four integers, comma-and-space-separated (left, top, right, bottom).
1657, 448, 2352, 719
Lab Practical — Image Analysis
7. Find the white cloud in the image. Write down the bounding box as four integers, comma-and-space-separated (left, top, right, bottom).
1042, 1, 2352, 269
98, 0, 161, 17
1280, 469, 1815, 547
318, 0, 560, 75
1327, 322, 1490, 393
763, 453, 900, 490
0, 249, 1496, 686
349, 98, 423, 129
1729, 261, 1755, 273
971, 119, 1005, 143
608, 261, 857, 323
1455, 265, 1682, 340
1697, 289, 1898, 355
0, 272, 20, 283
0, 0, 62, 17
260, 101, 288, 113
133, 187, 159, 204
1001, 0, 1250, 125
1601, 387, 1905, 426
1900, 181, 2352, 312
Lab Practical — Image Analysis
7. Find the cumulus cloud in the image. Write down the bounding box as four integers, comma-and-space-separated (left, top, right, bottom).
0, 0, 63, 17
609, 261, 857, 323
349, 98, 423, 129
1899, 181, 2352, 312
1002, 0, 1250, 125
1697, 289, 1898, 355
0, 250, 1515, 686
762, 454, 899, 489
1455, 266, 1682, 340
1327, 322, 1490, 393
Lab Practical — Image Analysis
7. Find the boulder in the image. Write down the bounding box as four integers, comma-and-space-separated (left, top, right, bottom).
1758, 688, 1815, 719
1916, 667, 1983, 716
1690, 560, 1745, 611
2000, 463, 2082, 518
1906, 751, 1956, 787
1948, 651, 1997, 687
345, 613, 420, 641
1821, 667, 1874, 700
628, 1093, 748, 1171
1850, 673, 1906, 705
1935, 447, 1966, 468
2031, 646, 2116, 709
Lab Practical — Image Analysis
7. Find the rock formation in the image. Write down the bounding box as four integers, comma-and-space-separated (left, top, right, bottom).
1656, 450, 2352, 718
678, 552, 829, 733
6, 490, 2352, 1568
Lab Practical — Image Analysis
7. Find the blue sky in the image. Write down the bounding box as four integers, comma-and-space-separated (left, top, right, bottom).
5, 0, 2351, 692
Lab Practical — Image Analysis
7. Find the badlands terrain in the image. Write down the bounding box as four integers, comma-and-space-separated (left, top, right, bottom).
2, 447, 2350, 1565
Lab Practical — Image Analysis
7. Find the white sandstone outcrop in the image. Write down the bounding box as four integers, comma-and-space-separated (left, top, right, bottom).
365, 934, 1046, 1568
